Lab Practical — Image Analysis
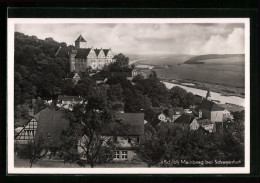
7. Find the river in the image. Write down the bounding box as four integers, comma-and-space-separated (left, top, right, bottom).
163, 81, 245, 107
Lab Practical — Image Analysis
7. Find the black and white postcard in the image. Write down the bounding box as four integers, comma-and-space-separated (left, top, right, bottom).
7, 18, 250, 174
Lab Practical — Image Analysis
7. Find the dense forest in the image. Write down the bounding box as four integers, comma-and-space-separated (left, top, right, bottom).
15, 32, 72, 104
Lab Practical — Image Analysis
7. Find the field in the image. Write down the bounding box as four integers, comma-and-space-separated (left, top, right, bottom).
130, 54, 245, 88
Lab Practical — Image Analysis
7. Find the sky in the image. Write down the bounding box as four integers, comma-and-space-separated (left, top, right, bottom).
15, 23, 245, 55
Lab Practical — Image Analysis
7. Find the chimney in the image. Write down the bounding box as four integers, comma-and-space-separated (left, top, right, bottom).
28, 107, 34, 117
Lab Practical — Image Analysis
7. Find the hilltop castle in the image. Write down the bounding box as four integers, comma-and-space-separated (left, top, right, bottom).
69, 35, 116, 72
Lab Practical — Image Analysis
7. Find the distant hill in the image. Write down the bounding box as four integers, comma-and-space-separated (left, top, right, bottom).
184, 54, 245, 64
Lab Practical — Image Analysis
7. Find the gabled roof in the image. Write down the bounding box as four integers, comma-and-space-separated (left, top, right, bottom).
103, 49, 110, 56
55, 46, 72, 58
73, 72, 81, 78
174, 114, 195, 124
34, 108, 70, 147
14, 108, 50, 139
75, 48, 91, 59
200, 99, 223, 111
94, 48, 101, 55
197, 119, 214, 125
190, 108, 199, 116
57, 95, 83, 102
75, 35, 86, 42
91, 74, 107, 81
168, 107, 184, 116
114, 113, 144, 136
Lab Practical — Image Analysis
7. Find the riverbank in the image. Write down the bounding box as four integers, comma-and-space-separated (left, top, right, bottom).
160, 77, 244, 98
162, 81, 244, 107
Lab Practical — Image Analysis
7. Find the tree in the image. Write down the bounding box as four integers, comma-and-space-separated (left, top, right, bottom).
106, 84, 124, 111
169, 86, 195, 108
14, 32, 71, 106
136, 124, 164, 167
16, 135, 49, 168
60, 87, 128, 168
113, 53, 129, 67
135, 78, 170, 107
132, 74, 144, 83
149, 70, 157, 79
107, 75, 132, 88
124, 89, 152, 113
233, 110, 245, 122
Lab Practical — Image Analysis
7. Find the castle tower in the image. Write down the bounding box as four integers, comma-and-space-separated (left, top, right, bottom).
206, 88, 211, 101
75, 35, 87, 49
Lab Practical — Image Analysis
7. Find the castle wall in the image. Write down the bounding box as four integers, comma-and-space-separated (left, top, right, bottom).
69, 39, 116, 72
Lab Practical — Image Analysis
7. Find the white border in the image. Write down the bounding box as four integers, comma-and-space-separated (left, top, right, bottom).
8, 18, 250, 174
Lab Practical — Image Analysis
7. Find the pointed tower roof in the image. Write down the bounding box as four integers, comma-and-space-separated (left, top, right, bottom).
75, 35, 86, 42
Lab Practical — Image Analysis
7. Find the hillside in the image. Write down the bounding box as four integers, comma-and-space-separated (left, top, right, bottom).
131, 54, 193, 66
184, 54, 244, 64
14, 32, 71, 106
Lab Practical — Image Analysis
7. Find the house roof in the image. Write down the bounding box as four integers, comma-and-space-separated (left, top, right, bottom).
200, 99, 223, 111
197, 119, 214, 125
174, 114, 195, 124
218, 104, 244, 112
57, 95, 83, 102
34, 108, 70, 147
168, 107, 184, 116
73, 73, 81, 78
103, 49, 110, 56
190, 108, 200, 116
94, 48, 101, 55
75, 35, 87, 42
75, 48, 91, 59
114, 113, 144, 136
91, 74, 107, 81
70, 47, 113, 58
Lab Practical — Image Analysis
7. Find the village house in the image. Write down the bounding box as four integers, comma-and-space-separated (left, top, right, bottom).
158, 107, 184, 123
56, 95, 84, 110
132, 68, 153, 80
112, 113, 144, 161
190, 108, 203, 119
15, 108, 70, 146
72, 72, 81, 84
91, 74, 108, 84
200, 99, 231, 122
197, 119, 216, 133
126, 68, 144, 81
15, 107, 144, 162
59, 35, 117, 72
173, 114, 200, 131
78, 113, 144, 162
194, 94, 204, 105
64, 72, 82, 84
43, 99, 53, 105
184, 108, 193, 115
15, 109, 41, 145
